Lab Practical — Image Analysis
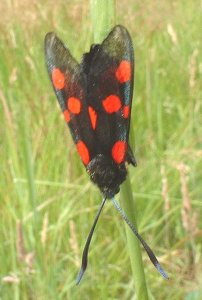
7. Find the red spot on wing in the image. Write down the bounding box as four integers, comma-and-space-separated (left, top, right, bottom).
76, 140, 90, 165
102, 95, 121, 114
123, 105, 130, 118
112, 141, 127, 164
68, 97, 81, 114
115, 60, 131, 83
52, 68, 65, 90
63, 109, 70, 122
88, 106, 97, 130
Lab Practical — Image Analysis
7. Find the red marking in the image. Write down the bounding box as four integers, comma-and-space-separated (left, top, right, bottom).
88, 106, 97, 130
68, 97, 81, 114
76, 140, 90, 165
102, 95, 121, 114
123, 105, 130, 118
52, 68, 65, 90
63, 109, 70, 123
115, 60, 131, 83
112, 141, 127, 164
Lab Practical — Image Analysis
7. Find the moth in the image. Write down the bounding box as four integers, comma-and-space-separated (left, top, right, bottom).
44, 25, 168, 283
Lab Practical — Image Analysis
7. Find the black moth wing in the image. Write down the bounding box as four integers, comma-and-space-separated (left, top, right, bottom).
81, 25, 135, 165
44, 33, 94, 165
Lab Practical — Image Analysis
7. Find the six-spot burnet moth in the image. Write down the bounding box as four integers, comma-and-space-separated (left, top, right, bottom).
44, 25, 168, 284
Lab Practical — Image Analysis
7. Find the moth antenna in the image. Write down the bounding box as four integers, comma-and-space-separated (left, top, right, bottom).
76, 197, 107, 285
111, 197, 169, 280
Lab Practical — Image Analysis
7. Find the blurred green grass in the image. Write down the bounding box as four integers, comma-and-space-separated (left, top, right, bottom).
0, 1, 202, 299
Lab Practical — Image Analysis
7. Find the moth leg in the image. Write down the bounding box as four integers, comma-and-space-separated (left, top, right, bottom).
126, 144, 137, 166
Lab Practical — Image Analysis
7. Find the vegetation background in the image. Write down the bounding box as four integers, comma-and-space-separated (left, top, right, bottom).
0, 0, 201, 299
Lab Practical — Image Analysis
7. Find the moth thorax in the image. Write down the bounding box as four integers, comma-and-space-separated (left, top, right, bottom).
86, 154, 127, 199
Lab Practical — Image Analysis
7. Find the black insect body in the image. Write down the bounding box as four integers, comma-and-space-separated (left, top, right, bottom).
44, 25, 168, 284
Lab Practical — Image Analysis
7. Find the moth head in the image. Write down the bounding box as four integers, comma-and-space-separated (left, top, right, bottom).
86, 154, 127, 199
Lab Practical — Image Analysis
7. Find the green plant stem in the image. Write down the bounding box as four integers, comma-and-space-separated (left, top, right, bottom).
90, 0, 115, 43
120, 177, 149, 300
90, 0, 149, 298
